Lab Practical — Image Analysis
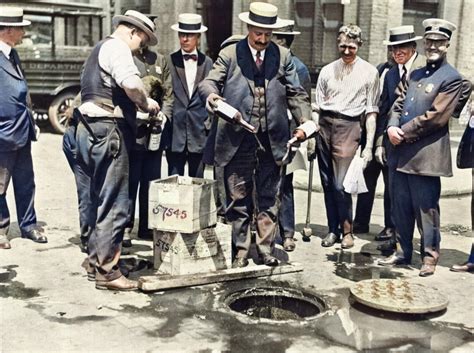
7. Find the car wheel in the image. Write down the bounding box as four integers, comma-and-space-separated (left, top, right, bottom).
48, 91, 77, 134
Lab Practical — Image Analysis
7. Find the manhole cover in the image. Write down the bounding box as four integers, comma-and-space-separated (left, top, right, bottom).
225, 287, 326, 321
350, 279, 449, 314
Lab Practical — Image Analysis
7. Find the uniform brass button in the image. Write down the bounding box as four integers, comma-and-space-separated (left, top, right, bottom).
425, 70, 430, 74
404, 112, 409, 116
417, 83, 422, 88
410, 97, 414, 101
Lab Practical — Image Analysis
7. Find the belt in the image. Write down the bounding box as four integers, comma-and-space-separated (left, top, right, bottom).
320, 109, 362, 122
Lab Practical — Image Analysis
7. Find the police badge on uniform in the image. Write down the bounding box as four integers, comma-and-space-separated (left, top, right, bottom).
425, 83, 434, 93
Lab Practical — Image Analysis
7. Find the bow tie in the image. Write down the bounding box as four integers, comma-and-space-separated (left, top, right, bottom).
183, 53, 197, 61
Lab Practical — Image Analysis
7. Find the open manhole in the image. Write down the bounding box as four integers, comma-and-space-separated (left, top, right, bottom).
225, 287, 327, 321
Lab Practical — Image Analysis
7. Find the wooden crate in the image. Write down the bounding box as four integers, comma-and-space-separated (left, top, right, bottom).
153, 222, 232, 275
148, 175, 217, 233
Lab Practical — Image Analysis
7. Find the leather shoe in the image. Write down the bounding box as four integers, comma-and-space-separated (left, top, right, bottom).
321, 232, 339, 247
283, 238, 296, 252
341, 233, 354, 249
378, 254, 408, 266
122, 229, 132, 248
232, 257, 249, 268
450, 262, 474, 273
375, 227, 395, 241
377, 239, 397, 252
95, 275, 138, 291
262, 255, 279, 267
21, 229, 47, 243
353, 223, 369, 234
419, 256, 437, 277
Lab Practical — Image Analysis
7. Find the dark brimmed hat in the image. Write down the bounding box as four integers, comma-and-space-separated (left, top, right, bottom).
273, 20, 301, 35
0, 7, 31, 26
422, 18, 456, 40
383, 25, 422, 46
171, 13, 207, 33
239, 2, 286, 29
113, 10, 157, 46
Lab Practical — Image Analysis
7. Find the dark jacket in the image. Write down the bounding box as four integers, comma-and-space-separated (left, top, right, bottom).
0, 50, 35, 151
388, 57, 463, 177
199, 39, 311, 167
169, 50, 213, 153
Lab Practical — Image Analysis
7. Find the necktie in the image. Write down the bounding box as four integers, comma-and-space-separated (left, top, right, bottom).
255, 51, 263, 70
400, 65, 407, 86
183, 53, 197, 61
9, 49, 22, 76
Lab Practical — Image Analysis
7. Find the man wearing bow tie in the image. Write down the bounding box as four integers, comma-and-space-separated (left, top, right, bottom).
168, 13, 213, 177
0, 7, 47, 250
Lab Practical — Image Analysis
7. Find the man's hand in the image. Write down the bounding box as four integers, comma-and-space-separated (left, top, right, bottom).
206, 93, 223, 114
387, 126, 405, 145
307, 137, 317, 161
293, 128, 307, 141
361, 147, 373, 170
375, 146, 386, 165
145, 97, 160, 116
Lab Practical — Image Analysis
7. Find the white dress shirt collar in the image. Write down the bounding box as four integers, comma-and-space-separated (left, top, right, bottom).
247, 40, 265, 62
0, 40, 12, 59
399, 52, 417, 79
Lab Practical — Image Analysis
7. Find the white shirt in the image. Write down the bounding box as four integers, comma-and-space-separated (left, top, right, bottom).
398, 52, 417, 80
0, 40, 12, 59
79, 36, 139, 117
182, 49, 198, 98
315, 57, 380, 116
247, 41, 266, 63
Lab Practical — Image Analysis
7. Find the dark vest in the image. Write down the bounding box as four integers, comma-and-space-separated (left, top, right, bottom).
81, 37, 137, 131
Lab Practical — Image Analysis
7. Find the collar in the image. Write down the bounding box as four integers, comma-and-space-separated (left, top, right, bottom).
181, 49, 198, 56
0, 40, 12, 59
247, 40, 266, 61
425, 56, 446, 72
338, 56, 359, 66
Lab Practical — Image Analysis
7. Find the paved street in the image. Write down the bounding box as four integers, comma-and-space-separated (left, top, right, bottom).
1, 133, 473, 352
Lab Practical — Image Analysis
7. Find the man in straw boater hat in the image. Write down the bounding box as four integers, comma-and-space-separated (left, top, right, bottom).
0, 7, 48, 250
75, 10, 160, 291
199, 2, 315, 268
353, 25, 424, 251
382, 19, 466, 276
167, 13, 213, 178
314, 24, 379, 250
272, 19, 312, 252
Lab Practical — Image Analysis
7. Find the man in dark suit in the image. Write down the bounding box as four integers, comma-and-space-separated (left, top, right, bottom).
168, 13, 213, 178
382, 19, 464, 277
353, 26, 424, 248
199, 2, 314, 267
0, 7, 47, 250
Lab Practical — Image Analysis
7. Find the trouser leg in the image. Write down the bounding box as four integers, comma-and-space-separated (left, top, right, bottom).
77, 121, 132, 281
168, 151, 186, 176
391, 171, 415, 263
224, 149, 255, 259
187, 152, 204, 178
0, 150, 15, 231
317, 128, 340, 235
127, 148, 145, 231
278, 173, 295, 240
381, 164, 395, 229
11, 143, 37, 234
410, 174, 441, 260
354, 158, 381, 227
137, 149, 162, 234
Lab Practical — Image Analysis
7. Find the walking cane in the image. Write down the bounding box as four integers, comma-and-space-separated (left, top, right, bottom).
302, 159, 314, 241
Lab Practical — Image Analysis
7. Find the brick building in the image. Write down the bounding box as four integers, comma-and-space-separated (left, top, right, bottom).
106, 0, 472, 83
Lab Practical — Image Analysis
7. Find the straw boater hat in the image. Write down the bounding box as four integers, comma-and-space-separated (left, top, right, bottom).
383, 25, 422, 46
0, 7, 31, 26
171, 13, 208, 33
422, 18, 457, 40
273, 20, 301, 35
239, 2, 287, 29
113, 10, 158, 46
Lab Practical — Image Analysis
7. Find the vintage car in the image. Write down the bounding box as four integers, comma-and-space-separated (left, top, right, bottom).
11, 0, 105, 133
